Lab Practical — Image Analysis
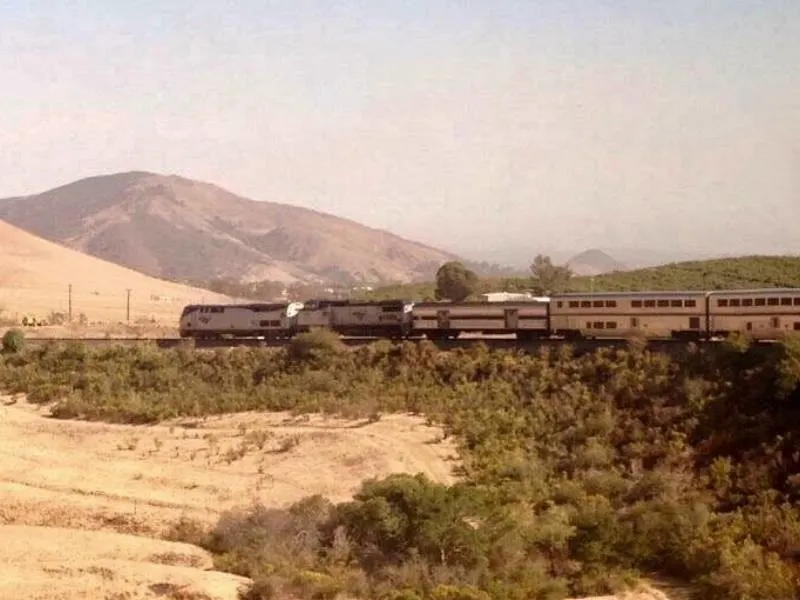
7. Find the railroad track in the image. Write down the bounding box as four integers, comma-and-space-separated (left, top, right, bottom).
21, 336, 772, 354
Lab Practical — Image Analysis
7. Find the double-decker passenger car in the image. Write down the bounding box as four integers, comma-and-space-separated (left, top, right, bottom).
296, 299, 413, 338
708, 288, 800, 340
549, 291, 710, 340
179, 302, 304, 339
411, 300, 550, 340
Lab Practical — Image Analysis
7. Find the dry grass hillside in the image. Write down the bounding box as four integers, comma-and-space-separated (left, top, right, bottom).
0, 395, 459, 599
0, 219, 233, 325
0, 171, 457, 285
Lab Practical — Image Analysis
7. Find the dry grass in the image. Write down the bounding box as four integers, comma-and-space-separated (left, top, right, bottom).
0, 219, 233, 325
0, 395, 460, 599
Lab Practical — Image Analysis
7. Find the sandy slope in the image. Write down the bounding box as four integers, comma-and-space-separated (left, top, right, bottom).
0, 219, 232, 324
0, 396, 459, 599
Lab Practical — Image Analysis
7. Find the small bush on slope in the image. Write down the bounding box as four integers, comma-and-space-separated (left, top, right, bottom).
3, 338, 800, 598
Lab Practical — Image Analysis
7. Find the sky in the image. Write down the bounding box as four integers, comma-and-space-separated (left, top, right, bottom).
1, 0, 799, 266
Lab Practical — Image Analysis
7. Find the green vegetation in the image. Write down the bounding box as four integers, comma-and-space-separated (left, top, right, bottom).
1, 328, 25, 354
2, 336, 800, 599
358, 255, 800, 301
435, 261, 480, 301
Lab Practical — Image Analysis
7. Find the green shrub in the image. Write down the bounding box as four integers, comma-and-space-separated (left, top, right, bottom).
1, 329, 25, 354
286, 329, 345, 366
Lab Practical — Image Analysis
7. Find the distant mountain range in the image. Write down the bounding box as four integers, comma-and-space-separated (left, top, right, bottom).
0, 172, 460, 286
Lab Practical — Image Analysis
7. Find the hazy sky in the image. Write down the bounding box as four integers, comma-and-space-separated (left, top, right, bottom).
1, 1, 799, 265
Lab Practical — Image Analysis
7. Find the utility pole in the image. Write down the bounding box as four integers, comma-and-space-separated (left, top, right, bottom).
68, 284, 72, 321
126, 288, 131, 323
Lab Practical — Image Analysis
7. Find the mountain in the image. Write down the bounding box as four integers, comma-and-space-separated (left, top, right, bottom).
0, 172, 458, 286
566, 249, 627, 276
0, 219, 233, 322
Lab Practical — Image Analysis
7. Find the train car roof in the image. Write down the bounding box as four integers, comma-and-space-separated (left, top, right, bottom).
301, 298, 413, 307
181, 302, 291, 311
413, 299, 549, 306
551, 290, 710, 297
707, 288, 800, 295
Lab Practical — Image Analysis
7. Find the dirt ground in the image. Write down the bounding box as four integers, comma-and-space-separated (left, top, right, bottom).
0, 396, 459, 599
0, 395, 686, 600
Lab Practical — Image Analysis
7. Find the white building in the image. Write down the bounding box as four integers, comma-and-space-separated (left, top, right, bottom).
479, 292, 549, 302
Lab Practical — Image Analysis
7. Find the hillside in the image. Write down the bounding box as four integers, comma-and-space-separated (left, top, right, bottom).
0, 219, 232, 324
565, 255, 800, 291
566, 248, 627, 276
357, 255, 800, 300
0, 172, 457, 286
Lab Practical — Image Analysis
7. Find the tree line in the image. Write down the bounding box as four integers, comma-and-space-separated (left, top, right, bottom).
434, 255, 572, 301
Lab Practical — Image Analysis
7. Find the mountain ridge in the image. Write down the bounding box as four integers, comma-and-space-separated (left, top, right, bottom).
0, 172, 458, 286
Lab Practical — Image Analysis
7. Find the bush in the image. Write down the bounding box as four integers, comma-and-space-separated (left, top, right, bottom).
286, 329, 345, 366
2, 329, 25, 354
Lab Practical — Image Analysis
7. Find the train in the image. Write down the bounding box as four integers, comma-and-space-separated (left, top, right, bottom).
178, 288, 800, 342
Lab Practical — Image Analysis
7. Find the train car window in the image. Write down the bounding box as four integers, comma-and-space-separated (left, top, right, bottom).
606, 321, 617, 329
768, 298, 779, 306
717, 299, 729, 307
272, 320, 281, 326
742, 299, 753, 307
794, 298, 800, 306
730, 299, 740, 307
605, 300, 617, 307
685, 300, 696, 307
557, 301, 563, 308
755, 298, 766, 306
580, 301, 591, 308
657, 300, 669, 307
644, 300, 656, 308
569, 301, 579, 308
586, 321, 592, 329
631, 300, 642, 308
259, 320, 270, 326
593, 300, 604, 308
780, 298, 792, 306
795, 323, 800, 330
631, 317, 639, 327
593, 322, 605, 329
670, 300, 682, 307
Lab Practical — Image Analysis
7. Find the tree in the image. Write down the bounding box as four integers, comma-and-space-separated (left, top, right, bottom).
435, 261, 479, 302
530, 254, 571, 294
